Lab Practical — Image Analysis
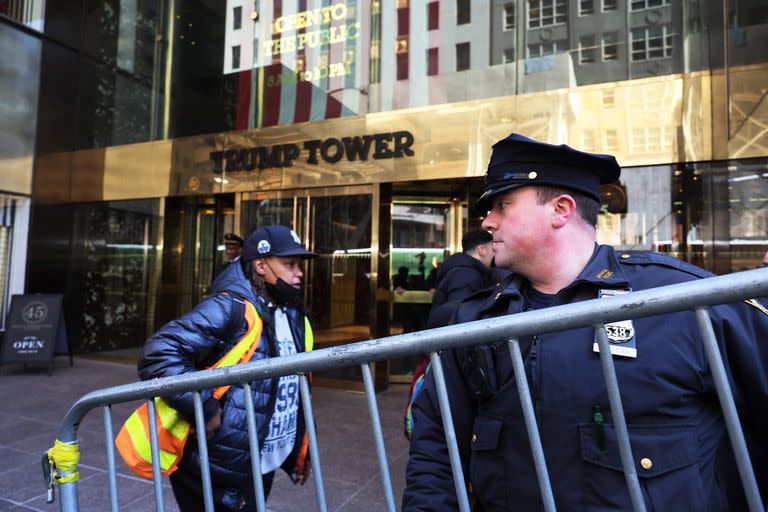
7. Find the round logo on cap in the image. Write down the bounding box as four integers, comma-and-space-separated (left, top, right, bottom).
528, 171, 538, 179
290, 230, 301, 244
257, 240, 271, 254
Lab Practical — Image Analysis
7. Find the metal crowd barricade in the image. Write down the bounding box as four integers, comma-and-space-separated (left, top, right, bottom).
47, 267, 768, 512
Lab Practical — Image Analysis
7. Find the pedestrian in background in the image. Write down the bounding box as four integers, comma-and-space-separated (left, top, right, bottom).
223, 233, 244, 262
428, 229, 497, 328
139, 225, 316, 511
404, 229, 500, 439
403, 133, 768, 510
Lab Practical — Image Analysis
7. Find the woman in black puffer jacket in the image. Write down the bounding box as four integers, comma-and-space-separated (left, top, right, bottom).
139, 225, 317, 511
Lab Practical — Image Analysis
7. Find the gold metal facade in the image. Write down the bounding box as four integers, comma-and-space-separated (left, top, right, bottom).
28, 66, 768, 204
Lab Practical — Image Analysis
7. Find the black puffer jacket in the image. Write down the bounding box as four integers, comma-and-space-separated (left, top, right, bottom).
428, 253, 499, 327
138, 261, 311, 507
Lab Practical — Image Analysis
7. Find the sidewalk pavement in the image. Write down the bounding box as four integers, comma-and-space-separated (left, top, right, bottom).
0, 357, 411, 511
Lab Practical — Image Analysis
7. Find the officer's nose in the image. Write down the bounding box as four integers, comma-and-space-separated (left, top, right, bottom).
481, 213, 496, 232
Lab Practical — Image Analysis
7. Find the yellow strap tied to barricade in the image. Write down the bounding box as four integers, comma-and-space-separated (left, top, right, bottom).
47, 439, 80, 484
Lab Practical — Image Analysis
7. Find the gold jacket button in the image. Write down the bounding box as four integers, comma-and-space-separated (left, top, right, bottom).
640, 458, 653, 470
472, 434, 477, 444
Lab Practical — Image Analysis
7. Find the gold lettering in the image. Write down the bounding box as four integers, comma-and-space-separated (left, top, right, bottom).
331, 3, 347, 21
273, 16, 286, 34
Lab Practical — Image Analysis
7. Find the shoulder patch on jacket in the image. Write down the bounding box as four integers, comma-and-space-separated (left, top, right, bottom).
744, 298, 768, 317
616, 252, 712, 279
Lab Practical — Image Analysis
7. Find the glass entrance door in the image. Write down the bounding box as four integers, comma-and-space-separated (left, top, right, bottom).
388, 199, 460, 380
241, 185, 375, 385
157, 194, 234, 327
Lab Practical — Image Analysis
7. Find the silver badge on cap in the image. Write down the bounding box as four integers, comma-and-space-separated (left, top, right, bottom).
528, 171, 538, 179
290, 230, 301, 244
257, 240, 271, 254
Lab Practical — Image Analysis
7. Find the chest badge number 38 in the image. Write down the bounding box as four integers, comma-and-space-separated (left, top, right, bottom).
593, 289, 637, 358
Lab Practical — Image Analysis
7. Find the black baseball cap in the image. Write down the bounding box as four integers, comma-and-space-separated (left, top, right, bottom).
242, 225, 318, 261
223, 233, 244, 246
475, 133, 621, 211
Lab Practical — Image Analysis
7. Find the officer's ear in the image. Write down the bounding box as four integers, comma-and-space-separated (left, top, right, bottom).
550, 194, 577, 229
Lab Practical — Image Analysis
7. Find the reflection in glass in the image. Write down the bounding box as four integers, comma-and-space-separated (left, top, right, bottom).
0, 22, 41, 193
390, 202, 451, 376
63, 0, 768, 149
0, 0, 45, 30
726, 160, 768, 272
307, 195, 372, 343
75, 199, 161, 351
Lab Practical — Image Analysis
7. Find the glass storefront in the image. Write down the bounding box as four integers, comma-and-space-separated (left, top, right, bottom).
7, 1, 768, 390
33, 0, 763, 148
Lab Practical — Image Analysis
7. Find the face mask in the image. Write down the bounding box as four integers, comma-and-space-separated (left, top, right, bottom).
265, 278, 304, 307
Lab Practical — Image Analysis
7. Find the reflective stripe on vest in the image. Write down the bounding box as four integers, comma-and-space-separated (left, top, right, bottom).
116, 299, 264, 479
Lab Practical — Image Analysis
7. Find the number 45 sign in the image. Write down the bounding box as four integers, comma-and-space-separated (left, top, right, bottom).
1, 294, 72, 376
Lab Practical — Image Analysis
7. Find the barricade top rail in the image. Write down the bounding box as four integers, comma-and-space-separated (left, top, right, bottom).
57, 266, 768, 442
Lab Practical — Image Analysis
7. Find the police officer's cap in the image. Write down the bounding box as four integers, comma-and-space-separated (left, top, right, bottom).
242, 225, 318, 261
223, 233, 244, 246
475, 133, 621, 211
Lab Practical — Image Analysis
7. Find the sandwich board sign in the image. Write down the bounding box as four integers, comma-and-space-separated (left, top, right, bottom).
1, 294, 72, 375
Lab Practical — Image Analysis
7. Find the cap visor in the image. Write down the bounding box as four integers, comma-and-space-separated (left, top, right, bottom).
473, 183, 526, 214
272, 249, 319, 259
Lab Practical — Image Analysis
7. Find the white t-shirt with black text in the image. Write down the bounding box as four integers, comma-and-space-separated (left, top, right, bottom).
260, 307, 300, 474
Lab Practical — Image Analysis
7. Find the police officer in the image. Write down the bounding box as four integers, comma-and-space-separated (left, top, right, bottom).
224, 233, 244, 262
403, 133, 768, 510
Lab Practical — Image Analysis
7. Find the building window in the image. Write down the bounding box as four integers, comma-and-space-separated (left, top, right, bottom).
527, 39, 565, 58
457, 0, 470, 24
605, 129, 618, 151
503, 48, 516, 63
233, 6, 242, 30
602, 0, 617, 12
396, 36, 409, 79
456, 42, 470, 70
602, 89, 615, 107
427, 47, 439, 75
231, 45, 241, 69
528, 0, 566, 28
428, 1, 439, 30
631, 126, 672, 153
582, 131, 595, 151
503, 3, 515, 31
579, 0, 594, 15
631, 0, 670, 11
602, 32, 619, 61
631, 25, 673, 61
578, 35, 595, 64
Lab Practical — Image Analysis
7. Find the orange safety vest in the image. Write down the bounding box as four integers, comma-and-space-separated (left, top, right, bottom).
115, 300, 314, 480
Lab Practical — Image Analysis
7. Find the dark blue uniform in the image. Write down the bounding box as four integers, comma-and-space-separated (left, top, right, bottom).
403, 245, 768, 511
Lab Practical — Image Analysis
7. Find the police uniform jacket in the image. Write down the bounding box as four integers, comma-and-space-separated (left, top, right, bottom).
403, 244, 768, 511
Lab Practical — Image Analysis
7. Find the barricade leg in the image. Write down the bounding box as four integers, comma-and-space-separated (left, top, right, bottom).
299, 374, 327, 512
242, 383, 267, 512
102, 405, 120, 512
594, 325, 646, 512
192, 391, 215, 512
694, 308, 764, 512
360, 363, 396, 512
428, 351, 471, 512
145, 399, 165, 512
507, 339, 556, 512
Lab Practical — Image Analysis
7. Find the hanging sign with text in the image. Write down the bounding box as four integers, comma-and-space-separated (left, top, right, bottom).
1, 294, 70, 374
